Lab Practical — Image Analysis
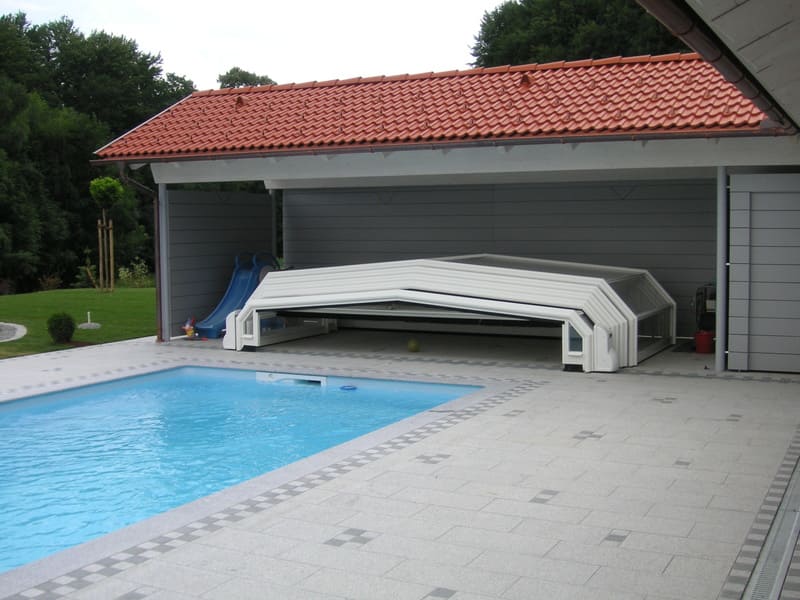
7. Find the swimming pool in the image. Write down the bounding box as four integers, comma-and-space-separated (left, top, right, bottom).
0, 367, 478, 573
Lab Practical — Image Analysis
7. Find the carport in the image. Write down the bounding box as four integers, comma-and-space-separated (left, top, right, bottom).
94, 52, 800, 372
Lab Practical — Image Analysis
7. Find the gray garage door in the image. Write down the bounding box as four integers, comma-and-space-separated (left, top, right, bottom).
729, 174, 800, 373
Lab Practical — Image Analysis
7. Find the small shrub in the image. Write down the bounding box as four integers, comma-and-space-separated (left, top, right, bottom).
71, 264, 98, 289
38, 274, 62, 291
72, 251, 99, 289
118, 257, 153, 288
47, 312, 76, 344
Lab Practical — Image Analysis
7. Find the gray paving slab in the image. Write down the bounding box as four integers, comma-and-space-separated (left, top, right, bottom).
0, 331, 799, 599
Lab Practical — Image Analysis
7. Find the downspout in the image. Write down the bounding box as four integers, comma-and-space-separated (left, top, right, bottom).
715, 166, 728, 372
116, 164, 164, 343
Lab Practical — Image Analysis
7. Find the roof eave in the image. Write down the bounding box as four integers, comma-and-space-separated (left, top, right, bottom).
93, 93, 197, 156
636, 0, 798, 133
92, 127, 786, 166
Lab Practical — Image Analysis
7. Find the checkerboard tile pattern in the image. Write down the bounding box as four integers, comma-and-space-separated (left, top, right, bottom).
719, 424, 800, 599
425, 588, 457, 599
414, 453, 452, 465
324, 527, 380, 547
502, 408, 525, 417
602, 529, 631, 545
530, 489, 560, 504
652, 395, 676, 404
2, 379, 543, 600
573, 429, 605, 440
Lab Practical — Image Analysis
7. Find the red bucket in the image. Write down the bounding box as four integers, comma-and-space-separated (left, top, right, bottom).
694, 330, 714, 354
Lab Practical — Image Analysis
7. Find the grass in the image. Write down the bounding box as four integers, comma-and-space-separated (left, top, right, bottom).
0, 287, 156, 359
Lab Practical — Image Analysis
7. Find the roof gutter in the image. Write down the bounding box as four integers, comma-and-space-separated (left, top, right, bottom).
636, 0, 797, 133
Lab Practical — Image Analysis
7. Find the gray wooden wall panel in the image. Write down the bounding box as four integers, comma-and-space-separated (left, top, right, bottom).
284, 180, 715, 336
728, 175, 800, 373
167, 190, 273, 337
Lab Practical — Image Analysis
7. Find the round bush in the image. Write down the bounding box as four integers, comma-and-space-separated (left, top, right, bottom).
47, 312, 76, 344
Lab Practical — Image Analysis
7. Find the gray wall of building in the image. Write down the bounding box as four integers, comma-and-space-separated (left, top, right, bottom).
167, 190, 273, 337
284, 180, 716, 336
729, 174, 800, 373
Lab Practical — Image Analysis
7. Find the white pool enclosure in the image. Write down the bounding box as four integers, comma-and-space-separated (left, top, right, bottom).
222, 254, 676, 372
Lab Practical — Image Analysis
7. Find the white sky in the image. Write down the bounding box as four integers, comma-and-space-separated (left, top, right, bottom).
6, 0, 504, 90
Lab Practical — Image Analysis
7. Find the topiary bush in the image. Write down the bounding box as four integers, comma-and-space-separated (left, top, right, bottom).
47, 312, 76, 344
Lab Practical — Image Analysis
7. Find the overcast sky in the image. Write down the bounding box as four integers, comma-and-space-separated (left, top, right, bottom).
6, 0, 504, 90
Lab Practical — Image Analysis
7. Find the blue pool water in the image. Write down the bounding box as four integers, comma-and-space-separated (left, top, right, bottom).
0, 367, 477, 573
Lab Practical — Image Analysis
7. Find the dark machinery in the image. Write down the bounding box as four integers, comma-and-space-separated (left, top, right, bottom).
695, 284, 716, 331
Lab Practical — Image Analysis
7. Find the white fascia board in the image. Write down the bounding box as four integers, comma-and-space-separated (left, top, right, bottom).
148, 135, 800, 187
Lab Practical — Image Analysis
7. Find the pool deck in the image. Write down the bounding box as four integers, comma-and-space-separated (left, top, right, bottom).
1, 331, 800, 600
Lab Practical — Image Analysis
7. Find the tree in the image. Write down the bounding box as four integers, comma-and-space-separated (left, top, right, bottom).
471, 0, 686, 67
89, 177, 124, 211
24, 19, 196, 136
0, 11, 195, 292
0, 13, 40, 91
218, 67, 276, 88
156, 72, 196, 105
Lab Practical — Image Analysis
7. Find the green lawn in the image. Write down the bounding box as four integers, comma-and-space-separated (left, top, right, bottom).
0, 288, 156, 359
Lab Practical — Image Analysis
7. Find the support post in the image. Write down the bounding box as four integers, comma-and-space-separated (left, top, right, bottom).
153, 187, 162, 341
269, 189, 278, 259
715, 166, 728, 372
97, 217, 104, 289
158, 183, 171, 341
109, 219, 114, 292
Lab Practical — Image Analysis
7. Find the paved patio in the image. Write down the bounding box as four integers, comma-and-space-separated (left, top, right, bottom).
1, 331, 799, 600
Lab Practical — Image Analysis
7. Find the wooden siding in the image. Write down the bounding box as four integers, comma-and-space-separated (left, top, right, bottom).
729, 174, 800, 373
167, 190, 273, 337
284, 180, 715, 336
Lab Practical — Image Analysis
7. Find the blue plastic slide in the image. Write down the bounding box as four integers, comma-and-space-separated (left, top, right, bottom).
194, 253, 279, 339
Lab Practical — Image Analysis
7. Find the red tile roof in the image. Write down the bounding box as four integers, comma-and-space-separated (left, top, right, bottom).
96, 53, 775, 162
